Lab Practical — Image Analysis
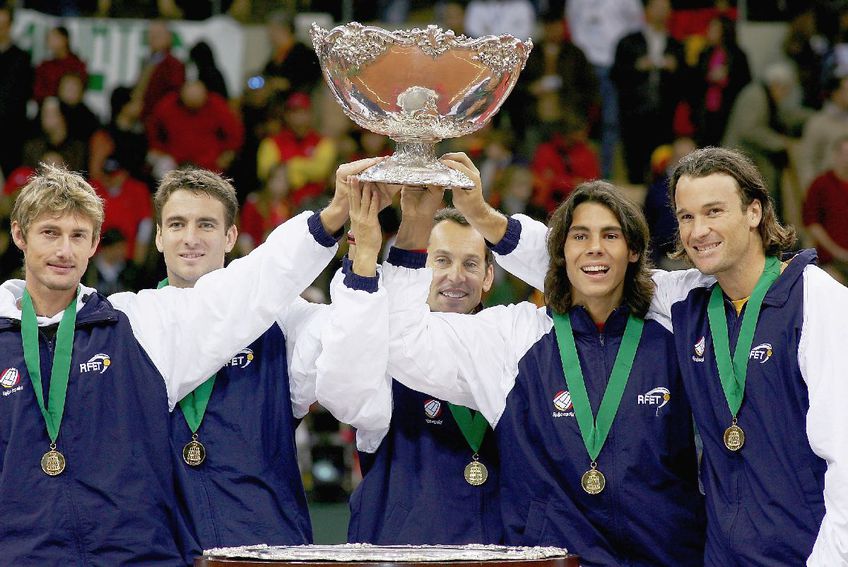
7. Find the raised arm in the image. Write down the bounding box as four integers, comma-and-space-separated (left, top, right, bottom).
315, 180, 393, 445
442, 152, 550, 290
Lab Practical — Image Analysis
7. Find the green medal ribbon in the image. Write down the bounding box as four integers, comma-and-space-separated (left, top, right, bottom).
707, 256, 780, 418
447, 404, 489, 454
552, 311, 644, 462
158, 278, 216, 434
21, 289, 78, 444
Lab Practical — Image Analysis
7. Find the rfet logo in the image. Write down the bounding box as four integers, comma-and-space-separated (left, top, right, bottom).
749, 343, 773, 364
226, 348, 254, 369
638, 386, 671, 416
1, 368, 20, 388
424, 399, 442, 419
553, 390, 573, 412
80, 353, 111, 374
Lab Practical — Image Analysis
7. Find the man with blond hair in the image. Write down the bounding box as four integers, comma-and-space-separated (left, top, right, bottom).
0, 162, 349, 564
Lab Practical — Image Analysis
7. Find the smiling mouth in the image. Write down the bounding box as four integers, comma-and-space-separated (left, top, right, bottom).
439, 290, 468, 299
581, 265, 609, 275
693, 242, 721, 253
179, 252, 205, 259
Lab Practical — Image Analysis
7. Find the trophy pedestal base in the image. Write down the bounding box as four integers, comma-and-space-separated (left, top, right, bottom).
359, 141, 474, 189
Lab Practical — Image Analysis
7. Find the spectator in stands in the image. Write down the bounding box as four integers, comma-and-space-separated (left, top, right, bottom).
0, 4, 33, 177
567, 0, 643, 179
723, 61, 811, 218
530, 111, 600, 214
23, 97, 85, 172
784, 6, 827, 109
58, 72, 101, 148
262, 11, 321, 97
692, 16, 751, 147
612, 0, 684, 184
803, 135, 848, 284
135, 20, 185, 124
519, 11, 598, 149
189, 41, 228, 99
643, 136, 695, 268
90, 86, 148, 183
464, 0, 535, 41
798, 74, 848, 190
34, 25, 88, 103
436, 1, 466, 36
91, 155, 153, 266
146, 76, 244, 177
256, 92, 336, 208
238, 162, 292, 255
478, 128, 517, 203
84, 228, 141, 294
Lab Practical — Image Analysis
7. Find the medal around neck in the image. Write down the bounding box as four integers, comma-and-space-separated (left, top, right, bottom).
21, 290, 77, 477
552, 312, 644, 496
581, 464, 605, 495
183, 434, 206, 466
41, 444, 66, 476
707, 256, 780, 453
464, 457, 489, 486
310, 22, 531, 188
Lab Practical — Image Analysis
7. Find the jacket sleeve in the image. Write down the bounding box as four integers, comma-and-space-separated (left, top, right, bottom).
801, 266, 848, 565
314, 259, 393, 447
384, 248, 550, 427
277, 296, 327, 419
110, 210, 338, 410
490, 214, 550, 292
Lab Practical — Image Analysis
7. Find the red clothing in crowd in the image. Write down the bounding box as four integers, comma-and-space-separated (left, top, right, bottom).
141, 51, 185, 123
3, 166, 35, 196
802, 170, 848, 264
531, 134, 600, 213
92, 176, 152, 260
265, 129, 327, 206
33, 53, 88, 103
147, 91, 244, 171
239, 195, 292, 248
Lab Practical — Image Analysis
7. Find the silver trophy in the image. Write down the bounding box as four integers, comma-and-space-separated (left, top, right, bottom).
310, 22, 532, 188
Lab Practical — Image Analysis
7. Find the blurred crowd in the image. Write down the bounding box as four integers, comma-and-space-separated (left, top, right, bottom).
5, 0, 848, 309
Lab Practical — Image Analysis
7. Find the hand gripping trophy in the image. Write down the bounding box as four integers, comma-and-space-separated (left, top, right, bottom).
310, 22, 532, 188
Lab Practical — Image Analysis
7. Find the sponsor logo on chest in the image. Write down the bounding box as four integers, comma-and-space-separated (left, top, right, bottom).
638, 386, 671, 415
1, 367, 23, 397
424, 398, 443, 424
225, 348, 255, 369
79, 353, 112, 374
691, 337, 774, 365
552, 390, 575, 418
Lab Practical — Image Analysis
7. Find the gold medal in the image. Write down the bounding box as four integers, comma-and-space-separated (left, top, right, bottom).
41, 444, 66, 476
464, 459, 488, 486
182, 434, 206, 466
581, 464, 605, 495
723, 420, 745, 451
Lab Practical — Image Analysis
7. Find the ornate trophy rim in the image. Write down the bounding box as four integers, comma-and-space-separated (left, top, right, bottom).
310, 22, 532, 187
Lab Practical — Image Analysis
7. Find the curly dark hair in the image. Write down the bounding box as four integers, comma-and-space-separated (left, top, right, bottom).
667, 146, 795, 260
544, 180, 655, 317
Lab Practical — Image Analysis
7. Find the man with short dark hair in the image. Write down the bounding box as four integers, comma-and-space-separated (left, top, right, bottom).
324, 197, 503, 544
150, 160, 392, 561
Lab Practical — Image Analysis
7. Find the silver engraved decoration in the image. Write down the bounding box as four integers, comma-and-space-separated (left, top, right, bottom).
311, 23, 532, 188
204, 543, 571, 562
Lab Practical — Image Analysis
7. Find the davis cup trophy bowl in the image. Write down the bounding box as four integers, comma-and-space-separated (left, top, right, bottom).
310, 23, 532, 188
